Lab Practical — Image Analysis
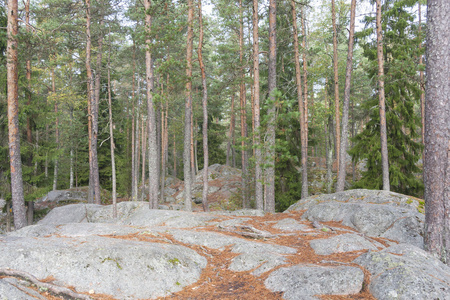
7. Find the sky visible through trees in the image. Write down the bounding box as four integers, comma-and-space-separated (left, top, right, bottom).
3, 0, 447, 261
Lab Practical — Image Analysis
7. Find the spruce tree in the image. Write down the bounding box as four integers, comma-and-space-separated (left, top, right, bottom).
350, 0, 424, 197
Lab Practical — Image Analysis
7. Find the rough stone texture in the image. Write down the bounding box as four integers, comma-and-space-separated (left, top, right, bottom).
265, 264, 364, 300
212, 209, 266, 217
272, 218, 310, 231
37, 204, 103, 225
286, 189, 423, 211
310, 233, 384, 255
118, 206, 217, 228
354, 244, 450, 300
0, 278, 39, 300
0, 234, 207, 299
170, 229, 296, 275
1, 277, 46, 300
286, 189, 424, 248
34, 190, 88, 211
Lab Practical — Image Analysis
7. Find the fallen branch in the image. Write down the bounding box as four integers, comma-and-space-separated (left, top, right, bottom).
219, 225, 276, 239
0, 268, 92, 300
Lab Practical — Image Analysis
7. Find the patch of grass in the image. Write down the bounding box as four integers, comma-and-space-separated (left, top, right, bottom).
101, 257, 123, 270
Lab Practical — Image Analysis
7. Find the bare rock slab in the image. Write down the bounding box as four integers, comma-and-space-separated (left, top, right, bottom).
272, 218, 310, 231
0, 235, 207, 299
287, 189, 424, 248
354, 244, 450, 300
265, 264, 364, 299
310, 233, 384, 255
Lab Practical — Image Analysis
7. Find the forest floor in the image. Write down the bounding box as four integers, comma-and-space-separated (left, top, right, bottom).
2, 208, 378, 300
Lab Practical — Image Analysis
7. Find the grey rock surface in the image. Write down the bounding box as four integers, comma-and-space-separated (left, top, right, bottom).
170, 229, 296, 275
38, 189, 87, 203
310, 233, 383, 255
286, 189, 422, 211
118, 206, 217, 228
0, 234, 207, 299
1, 278, 46, 300
0, 279, 39, 300
354, 244, 450, 300
272, 218, 310, 231
286, 189, 424, 248
37, 204, 103, 225
265, 264, 364, 300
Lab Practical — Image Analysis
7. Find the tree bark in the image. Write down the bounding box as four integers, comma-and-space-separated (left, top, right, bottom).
336, 0, 356, 192
291, 0, 308, 199
424, 0, 450, 265
25, 0, 33, 169
253, 0, 263, 210
131, 41, 137, 201
144, 0, 159, 209
226, 92, 236, 167
142, 116, 148, 201
376, 0, 390, 191
7, 0, 26, 230
419, 3, 425, 162
184, 0, 194, 211
92, 18, 104, 204
107, 33, 117, 218
265, 0, 276, 213
52, 68, 59, 191
86, 0, 99, 204
332, 0, 340, 179
301, 5, 308, 154
198, 0, 209, 212
239, 0, 248, 208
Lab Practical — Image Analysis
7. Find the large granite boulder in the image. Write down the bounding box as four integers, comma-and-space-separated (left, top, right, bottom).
287, 189, 424, 248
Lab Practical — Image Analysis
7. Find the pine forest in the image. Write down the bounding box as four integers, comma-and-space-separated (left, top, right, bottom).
0, 0, 436, 219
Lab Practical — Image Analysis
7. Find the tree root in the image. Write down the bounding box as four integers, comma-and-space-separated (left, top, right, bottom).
0, 268, 92, 300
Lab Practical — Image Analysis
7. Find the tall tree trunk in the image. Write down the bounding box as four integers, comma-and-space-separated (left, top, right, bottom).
265, 0, 276, 213
69, 109, 74, 189
301, 5, 308, 154
191, 105, 196, 179
238, 0, 248, 208
198, 0, 209, 212
173, 133, 177, 178
52, 68, 59, 191
376, 0, 390, 191
86, 0, 99, 204
332, 0, 340, 179
226, 92, 236, 167
325, 78, 333, 194
291, 0, 308, 199
134, 110, 140, 200
92, 19, 104, 204
144, 0, 159, 209
336, 0, 356, 192
183, 0, 194, 211
253, 0, 263, 210
160, 103, 167, 203
419, 3, 425, 162
107, 33, 117, 218
7, 0, 26, 230
142, 116, 147, 201
424, 0, 450, 265
25, 0, 33, 169
131, 41, 137, 201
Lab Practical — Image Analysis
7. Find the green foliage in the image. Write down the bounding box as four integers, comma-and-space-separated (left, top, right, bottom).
350, 0, 424, 197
